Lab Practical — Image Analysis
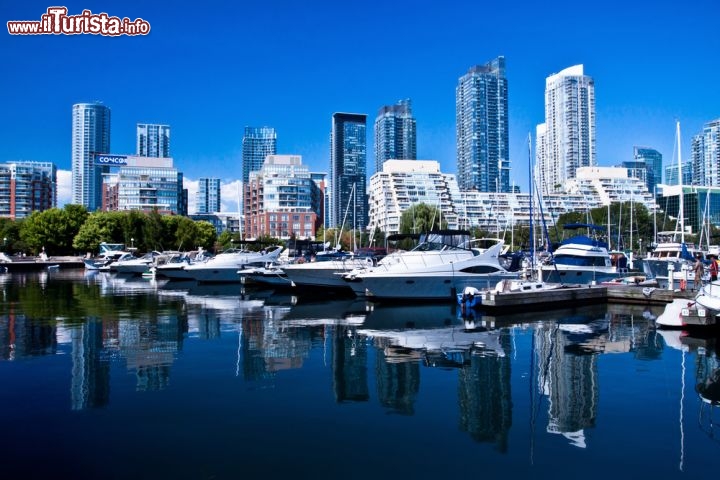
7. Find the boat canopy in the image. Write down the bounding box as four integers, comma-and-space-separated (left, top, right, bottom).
560, 234, 609, 250
563, 223, 607, 231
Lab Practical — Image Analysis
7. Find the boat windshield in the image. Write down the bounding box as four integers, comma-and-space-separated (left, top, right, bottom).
553, 254, 608, 267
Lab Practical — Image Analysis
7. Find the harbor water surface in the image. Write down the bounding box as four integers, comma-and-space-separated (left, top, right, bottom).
1, 270, 718, 479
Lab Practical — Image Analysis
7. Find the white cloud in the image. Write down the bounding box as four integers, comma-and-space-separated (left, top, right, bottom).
57, 169, 72, 208
220, 180, 242, 213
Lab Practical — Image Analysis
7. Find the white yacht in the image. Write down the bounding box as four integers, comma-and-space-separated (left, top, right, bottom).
182, 245, 283, 283
83, 242, 133, 270
640, 231, 705, 283
113, 251, 162, 274
539, 224, 635, 285
342, 231, 518, 300
281, 250, 377, 292
155, 248, 212, 280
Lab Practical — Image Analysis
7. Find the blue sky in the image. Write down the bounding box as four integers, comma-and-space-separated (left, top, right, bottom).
2, 0, 719, 208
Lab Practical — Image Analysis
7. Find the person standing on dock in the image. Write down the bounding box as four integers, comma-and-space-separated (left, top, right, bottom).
710, 255, 719, 282
693, 257, 705, 291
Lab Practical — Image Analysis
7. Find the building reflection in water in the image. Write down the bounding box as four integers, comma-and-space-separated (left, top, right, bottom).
69, 318, 110, 409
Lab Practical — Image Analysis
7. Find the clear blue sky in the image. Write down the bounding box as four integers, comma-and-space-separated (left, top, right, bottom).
2, 0, 719, 200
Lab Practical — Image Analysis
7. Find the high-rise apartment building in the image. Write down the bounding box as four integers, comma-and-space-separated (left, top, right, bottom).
0, 161, 57, 219
330, 113, 367, 230
196, 178, 221, 214
242, 127, 277, 183
456, 57, 510, 193
137, 124, 170, 158
367, 160, 460, 235
536, 65, 596, 195
72, 102, 110, 211
374, 99, 416, 173
691, 119, 720, 186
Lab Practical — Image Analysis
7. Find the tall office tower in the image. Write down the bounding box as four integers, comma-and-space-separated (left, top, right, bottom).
137, 124, 170, 158
242, 127, 277, 183
71, 102, 110, 211
374, 99, 416, 173
456, 57, 510, 193
631, 147, 663, 194
196, 177, 221, 214
691, 119, 720, 186
330, 113, 367, 230
536, 65, 596, 196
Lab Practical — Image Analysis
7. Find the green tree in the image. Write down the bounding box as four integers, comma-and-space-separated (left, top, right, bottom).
20, 205, 88, 255
399, 203, 447, 234
73, 211, 125, 253
142, 210, 164, 251
216, 230, 233, 252
194, 221, 217, 251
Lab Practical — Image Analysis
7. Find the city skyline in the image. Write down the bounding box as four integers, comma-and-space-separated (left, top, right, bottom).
2, 0, 720, 210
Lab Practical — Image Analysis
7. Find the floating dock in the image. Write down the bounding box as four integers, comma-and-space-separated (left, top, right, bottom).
474, 283, 696, 312
604, 284, 693, 305
479, 284, 607, 312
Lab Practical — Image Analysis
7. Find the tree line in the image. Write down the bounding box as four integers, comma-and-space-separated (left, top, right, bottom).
0, 206, 218, 256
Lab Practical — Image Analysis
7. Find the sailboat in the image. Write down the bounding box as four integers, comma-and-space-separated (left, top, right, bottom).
640, 121, 706, 285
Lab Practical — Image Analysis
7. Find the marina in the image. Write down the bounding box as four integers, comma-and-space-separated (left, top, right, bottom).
0, 269, 718, 479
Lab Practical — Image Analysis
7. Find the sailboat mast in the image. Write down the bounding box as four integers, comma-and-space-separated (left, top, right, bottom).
528, 133, 535, 270
677, 120, 685, 244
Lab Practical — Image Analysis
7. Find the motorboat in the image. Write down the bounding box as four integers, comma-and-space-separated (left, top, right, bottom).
281, 249, 378, 292
540, 224, 635, 285
83, 242, 133, 270
342, 231, 519, 300
154, 248, 212, 280
182, 245, 283, 283
238, 262, 292, 288
113, 251, 162, 274
457, 279, 563, 310
640, 233, 705, 284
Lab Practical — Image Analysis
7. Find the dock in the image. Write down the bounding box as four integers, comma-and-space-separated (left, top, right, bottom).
479, 284, 608, 312
0, 257, 85, 272
474, 283, 696, 312
605, 284, 694, 305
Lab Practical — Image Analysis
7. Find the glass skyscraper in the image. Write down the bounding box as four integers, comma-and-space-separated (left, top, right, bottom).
196, 177, 221, 214
536, 65, 596, 195
72, 102, 110, 211
330, 113, 367, 231
242, 127, 277, 183
374, 99, 416, 174
691, 118, 720, 186
137, 124, 170, 158
456, 57, 510, 193
632, 146, 663, 194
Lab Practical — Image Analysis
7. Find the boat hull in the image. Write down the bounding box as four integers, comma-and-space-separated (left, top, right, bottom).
354, 272, 518, 300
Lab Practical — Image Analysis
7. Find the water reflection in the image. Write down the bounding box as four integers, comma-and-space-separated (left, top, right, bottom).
1, 270, 720, 467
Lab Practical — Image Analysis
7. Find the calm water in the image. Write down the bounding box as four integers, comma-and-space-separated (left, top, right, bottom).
1, 270, 719, 479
